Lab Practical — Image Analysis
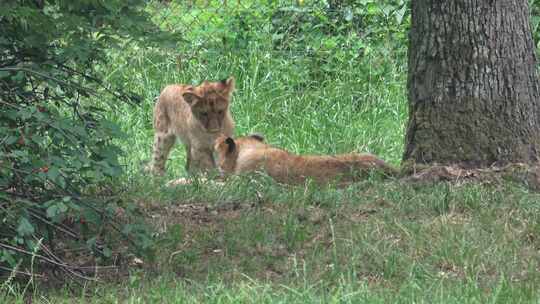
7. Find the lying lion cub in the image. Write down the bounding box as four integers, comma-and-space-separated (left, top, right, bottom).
214, 134, 398, 186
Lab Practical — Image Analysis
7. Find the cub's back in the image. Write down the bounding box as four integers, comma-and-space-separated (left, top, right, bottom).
234, 136, 273, 172
153, 84, 192, 132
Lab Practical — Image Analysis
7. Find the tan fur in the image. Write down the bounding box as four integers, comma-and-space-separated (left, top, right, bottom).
214, 135, 398, 186
148, 78, 235, 175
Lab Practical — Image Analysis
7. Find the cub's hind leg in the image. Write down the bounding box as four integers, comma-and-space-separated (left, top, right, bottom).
149, 132, 176, 175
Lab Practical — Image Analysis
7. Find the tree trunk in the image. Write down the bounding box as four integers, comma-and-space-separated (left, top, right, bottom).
404, 0, 540, 168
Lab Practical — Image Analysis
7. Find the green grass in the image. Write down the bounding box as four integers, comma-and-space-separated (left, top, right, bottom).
3, 1, 540, 303
3, 179, 540, 302
99, 0, 407, 179
101, 42, 406, 178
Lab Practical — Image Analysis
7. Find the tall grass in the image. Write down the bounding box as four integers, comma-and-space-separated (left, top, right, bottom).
99, 1, 407, 179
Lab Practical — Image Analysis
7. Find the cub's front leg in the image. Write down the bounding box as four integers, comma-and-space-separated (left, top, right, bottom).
148, 132, 176, 175
187, 146, 216, 174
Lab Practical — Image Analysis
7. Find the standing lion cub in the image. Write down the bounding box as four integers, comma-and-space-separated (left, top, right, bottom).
214, 134, 398, 186
148, 77, 235, 175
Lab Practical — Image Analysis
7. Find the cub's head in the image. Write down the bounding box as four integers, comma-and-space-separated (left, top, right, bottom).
214, 134, 266, 174
183, 77, 235, 133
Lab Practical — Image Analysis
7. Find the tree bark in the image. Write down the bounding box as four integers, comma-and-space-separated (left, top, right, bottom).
404, 0, 540, 168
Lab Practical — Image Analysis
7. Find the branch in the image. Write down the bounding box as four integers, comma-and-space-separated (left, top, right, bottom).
0, 265, 44, 278
0, 242, 105, 283
0, 67, 99, 97
60, 66, 138, 103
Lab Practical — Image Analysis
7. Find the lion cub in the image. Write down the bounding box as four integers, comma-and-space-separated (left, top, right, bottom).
148, 77, 235, 175
214, 134, 398, 186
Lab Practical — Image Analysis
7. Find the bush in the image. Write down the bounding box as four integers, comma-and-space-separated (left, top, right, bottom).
0, 0, 178, 281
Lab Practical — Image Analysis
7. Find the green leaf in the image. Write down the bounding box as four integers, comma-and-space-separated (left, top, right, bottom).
343, 7, 353, 22
86, 237, 97, 249
1, 249, 17, 267
395, 5, 407, 25
4, 136, 18, 145
102, 247, 112, 258
46, 202, 68, 219
12, 71, 25, 82
17, 217, 34, 236
46, 166, 60, 181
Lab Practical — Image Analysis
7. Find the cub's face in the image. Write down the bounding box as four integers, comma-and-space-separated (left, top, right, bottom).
214, 135, 238, 174
183, 77, 235, 133
214, 134, 266, 174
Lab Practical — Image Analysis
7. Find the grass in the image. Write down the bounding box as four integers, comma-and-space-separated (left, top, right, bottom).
100, 1, 407, 179
3, 1, 540, 303
3, 179, 540, 302
102, 42, 406, 177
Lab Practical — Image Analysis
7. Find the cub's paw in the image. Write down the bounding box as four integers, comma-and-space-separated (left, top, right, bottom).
166, 177, 193, 187
140, 160, 164, 176
166, 176, 225, 187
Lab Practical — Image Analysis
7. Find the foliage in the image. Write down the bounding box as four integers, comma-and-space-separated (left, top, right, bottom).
531, 0, 540, 47
0, 0, 178, 280
148, 0, 409, 84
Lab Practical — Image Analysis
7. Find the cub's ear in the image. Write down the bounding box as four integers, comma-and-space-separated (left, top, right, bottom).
248, 133, 265, 142
225, 137, 236, 154
182, 91, 202, 105
220, 76, 235, 96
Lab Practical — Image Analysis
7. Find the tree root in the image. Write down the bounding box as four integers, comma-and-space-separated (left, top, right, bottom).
401, 162, 540, 190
